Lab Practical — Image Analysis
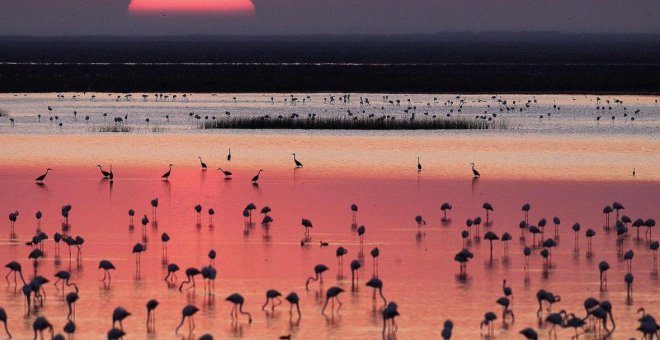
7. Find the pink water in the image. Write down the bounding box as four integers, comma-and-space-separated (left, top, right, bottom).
0, 132, 658, 339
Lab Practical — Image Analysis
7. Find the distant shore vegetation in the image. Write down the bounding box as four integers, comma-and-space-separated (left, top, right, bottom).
198, 115, 506, 130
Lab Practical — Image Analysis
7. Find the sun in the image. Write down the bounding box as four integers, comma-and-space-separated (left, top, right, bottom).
129, 0, 255, 15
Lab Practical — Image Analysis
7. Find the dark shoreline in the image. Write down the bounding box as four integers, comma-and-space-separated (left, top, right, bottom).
2, 63, 659, 94
1, 35, 659, 94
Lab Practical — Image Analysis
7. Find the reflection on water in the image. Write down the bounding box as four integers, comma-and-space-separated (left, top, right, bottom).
0, 153, 658, 338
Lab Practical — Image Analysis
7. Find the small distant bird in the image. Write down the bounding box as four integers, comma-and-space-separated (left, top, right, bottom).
227, 148, 232, 161
417, 157, 422, 172
252, 170, 263, 183
471, 163, 480, 178
218, 168, 232, 179
198, 157, 207, 171
35, 168, 53, 183
161, 164, 173, 180
292, 153, 303, 168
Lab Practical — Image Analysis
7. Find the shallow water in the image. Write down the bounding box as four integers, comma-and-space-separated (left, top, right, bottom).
0, 94, 659, 339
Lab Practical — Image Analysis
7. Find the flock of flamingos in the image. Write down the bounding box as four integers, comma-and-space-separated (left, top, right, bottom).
1, 151, 659, 339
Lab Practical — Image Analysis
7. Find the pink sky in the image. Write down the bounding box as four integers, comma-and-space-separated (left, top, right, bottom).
129, 0, 255, 14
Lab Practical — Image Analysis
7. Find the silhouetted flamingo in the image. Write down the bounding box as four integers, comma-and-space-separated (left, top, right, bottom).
262, 289, 282, 312
599, 261, 610, 291
99, 260, 116, 282
175, 305, 199, 334
441, 320, 453, 340
0, 307, 11, 338
306, 264, 328, 290
480, 311, 497, 336
112, 307, 131, 330
54, 270, 78, 293
285, 292, 301, 319
198, 157, 207, 171
440, 202, 452, 220
179, 267, 201, 291
164, 263, 179, 283
226, 293, 252, 323
496, 297, 515, 323
483, 202, 493, 224
147, 299, 159, 330
351, 204, 358, 225
366, 277, 387, 307
322, 287, 344, 314
33, 316, 54, 339
519, 327, 538, 339
66, 292, 78, 320
382, 302, 400, 336
357, 225, 366, 243
5, 261, 25, 286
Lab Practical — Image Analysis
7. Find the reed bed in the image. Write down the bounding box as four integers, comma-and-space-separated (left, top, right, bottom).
90, 124, 134, 133
199, 116, 506, 130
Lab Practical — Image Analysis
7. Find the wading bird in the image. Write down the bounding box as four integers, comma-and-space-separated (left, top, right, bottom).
226, 293, 252, 323
35, 168, 53, 184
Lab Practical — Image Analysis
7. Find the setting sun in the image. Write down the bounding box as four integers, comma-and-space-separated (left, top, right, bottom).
129, 0, 255, 15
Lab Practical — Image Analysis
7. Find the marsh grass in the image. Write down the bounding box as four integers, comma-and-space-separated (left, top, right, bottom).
91, 124, 134, 133
199, 116, 506, 130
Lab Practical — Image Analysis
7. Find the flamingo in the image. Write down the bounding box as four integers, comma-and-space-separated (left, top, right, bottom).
107, 328, 125, 340
164, 263, 180, 283
33, 316, 54, 340
66, 292, 78, 320
0, 307, 11, 338
161, 164, 173, 180
5, 261, 26, 286
54, 270, 78, 293
382, 302, 400, 336
99, 260, 116, 282
175, 305, 199, 334
321, 287, 344, 314
262, 289, 282, 312
441, 320, 453, 340
371, 247, 380, 276
519, 327, 538, 339
146, 299, 159, 330
226, 293, 252, 323
480, 311, 497, 336
305, 264, 329, 290
35, 168, 53, 183
366, 277, 387, 307
351, 204, 358, 225
63, 320, 76, 339
440, 202, 452, 220
285, 292, 301, 319
599, 261, 610, 291
151, 198, 159, 219
482, 202, 494, 223
179, 267, 201, 291
496, 297, 514, 322
112, 307, 131, 330
417, 157, 422, 172
198, 157, 207, 171
357, 225, 366, 243
301, 218, 313, 238
227, 148, 231, 161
